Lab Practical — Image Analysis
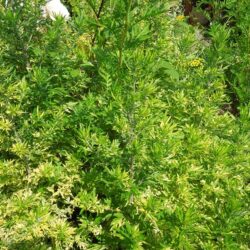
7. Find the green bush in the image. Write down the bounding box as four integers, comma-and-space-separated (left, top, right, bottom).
205, 0, 250, 108
0, 0, 249, 249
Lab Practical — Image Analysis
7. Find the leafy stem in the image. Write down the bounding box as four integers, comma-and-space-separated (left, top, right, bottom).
90, 0, 106, 46
118, 0, 132, 67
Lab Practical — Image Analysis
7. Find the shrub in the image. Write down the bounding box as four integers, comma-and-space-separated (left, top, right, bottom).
0, 0, 249, 249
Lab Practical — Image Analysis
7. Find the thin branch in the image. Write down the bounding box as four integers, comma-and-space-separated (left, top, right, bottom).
118, 0, 132, 67
128, 80, 137, 205
86, 0, 98, 17
97, 0, 105, 18
91, 0, 106, 46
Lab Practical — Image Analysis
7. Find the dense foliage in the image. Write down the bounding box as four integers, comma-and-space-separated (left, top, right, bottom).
0, 0, 249, 249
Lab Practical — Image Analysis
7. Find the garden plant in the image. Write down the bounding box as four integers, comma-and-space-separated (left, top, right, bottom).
0, 0, 249, 249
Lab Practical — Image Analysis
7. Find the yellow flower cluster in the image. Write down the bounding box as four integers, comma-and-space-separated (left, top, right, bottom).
77, 34, 91, 50
176, 15, 185, 21
189, 58, 204, 68
77, 34, 90, 43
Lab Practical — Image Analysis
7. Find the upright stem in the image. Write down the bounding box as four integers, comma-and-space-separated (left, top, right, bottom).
118, 0, 132, 67
96, 0, 106, 18
86, 0, 98, 17
128, 80, 136, 204
92, 0, 106, 46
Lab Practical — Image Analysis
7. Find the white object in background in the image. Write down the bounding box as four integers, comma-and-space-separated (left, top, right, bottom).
42, 0, 70, 21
